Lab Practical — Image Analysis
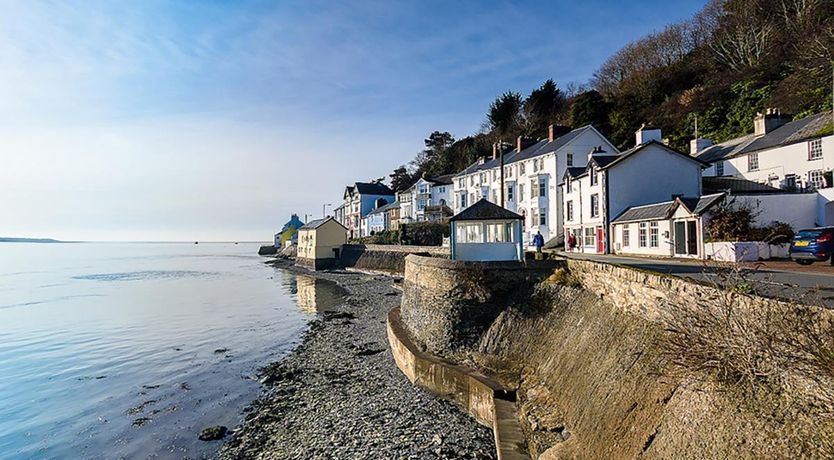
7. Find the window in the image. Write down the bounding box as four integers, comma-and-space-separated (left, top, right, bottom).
566, 201, 574, 221
458, 179, 464, 188
784, 174, 797, 190
590, 169, 598, 186
437, 186, 445, 193
539, 210, 547, 226
809, 139, 823, 160
519, 162, 526, 175
748, 152, 759, 171
457, 222, 483, 243
519, 184, 525, 201
538, 159, 544, 170
532, 160, 538, 172
650, 222, 659, 247
539, 179, 547, 197
566, 180, 572, 193
638, 223, 647, 247
622, 226, 630, 247
507, 185, 514, 201
566, 153, 573, 166
486, 223, 511, 242
715, 161, 724, 176
530, 179, 538, 198
492, 170, 498, 181
809, 169, 826, 189
505, 166, 512, 178
590, 194, 599, 218
492, 189, 498, 202
470, 176, 474, 186
480, 172, 486, 183
469, 193, 475, 204
584, 227, 595, 247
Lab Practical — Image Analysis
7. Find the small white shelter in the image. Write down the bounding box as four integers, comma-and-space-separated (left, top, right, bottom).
450, 199, 524, 262
297, 217, 348, 270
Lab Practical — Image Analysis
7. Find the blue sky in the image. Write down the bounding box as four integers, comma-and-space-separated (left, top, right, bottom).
0, 0, 707, 241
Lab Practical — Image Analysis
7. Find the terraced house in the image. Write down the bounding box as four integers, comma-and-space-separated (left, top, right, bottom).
338, 181, 395, 239
452, 124, 617, 247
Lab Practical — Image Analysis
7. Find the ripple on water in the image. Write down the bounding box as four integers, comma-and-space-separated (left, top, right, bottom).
73, 270, 219, 282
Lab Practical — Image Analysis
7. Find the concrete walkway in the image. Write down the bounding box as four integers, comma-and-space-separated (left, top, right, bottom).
556, 251, 834, 308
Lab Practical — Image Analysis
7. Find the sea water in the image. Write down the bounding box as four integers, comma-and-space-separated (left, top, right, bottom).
0, 242, 343, 459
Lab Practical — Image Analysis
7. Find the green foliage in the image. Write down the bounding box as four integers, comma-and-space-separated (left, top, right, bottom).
570, 90, 609, 130
399, 221, 449, 246
389, 166, 414, 192
705, 201, 757, 242
359, 230, 400, 245
697, 81, 772, 143
523, 79, 565, 137
488, 91, 524, 138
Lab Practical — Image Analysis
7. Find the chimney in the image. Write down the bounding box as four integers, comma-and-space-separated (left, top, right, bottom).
517, 136, 522, 152
548, 124, 555, 142
689, 138, 713, 156
492, 142, 497, 160
754, 108, 788, 136
635, 123, 662, 146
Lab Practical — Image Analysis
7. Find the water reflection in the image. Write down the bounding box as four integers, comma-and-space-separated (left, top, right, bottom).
293, 274, 347, 313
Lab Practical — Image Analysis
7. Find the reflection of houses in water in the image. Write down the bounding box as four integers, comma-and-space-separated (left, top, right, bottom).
294, 274, 347, 314
295, 275, 318, 314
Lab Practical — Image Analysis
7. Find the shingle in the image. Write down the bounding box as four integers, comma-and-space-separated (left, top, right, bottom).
611, 201, 676, 223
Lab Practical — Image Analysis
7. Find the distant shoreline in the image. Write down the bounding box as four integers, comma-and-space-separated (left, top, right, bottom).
0, 237, 65, 243
0, 239, 271, 244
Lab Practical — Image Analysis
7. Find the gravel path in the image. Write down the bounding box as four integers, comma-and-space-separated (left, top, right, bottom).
216, 261, 496, 460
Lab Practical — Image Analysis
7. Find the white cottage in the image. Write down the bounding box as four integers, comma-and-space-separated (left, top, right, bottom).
561, 126, 709, 254
450, 199, 524, 262
693, 110, 834, 227
610, 193, 726, 259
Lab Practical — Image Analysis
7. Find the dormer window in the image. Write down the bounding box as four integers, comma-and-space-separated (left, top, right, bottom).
566, 153, 573, 166
590, 168, 598, 186
566, 180, 573, 193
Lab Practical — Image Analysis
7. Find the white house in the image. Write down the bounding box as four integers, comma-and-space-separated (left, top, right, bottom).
610, 193, 726, 259
398, 175, 454, 224
362, 200, 399, 235
693, 109, 834, 227
450, 199, 524, 262
561, 126, 709, 254
452, 124, 618, 248
338, 182, 395, 239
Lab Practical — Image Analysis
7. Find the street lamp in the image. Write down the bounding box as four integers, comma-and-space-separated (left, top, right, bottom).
323, 203, 332, 218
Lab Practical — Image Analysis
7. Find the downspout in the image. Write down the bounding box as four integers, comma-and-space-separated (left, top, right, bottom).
450, 222, 456, 260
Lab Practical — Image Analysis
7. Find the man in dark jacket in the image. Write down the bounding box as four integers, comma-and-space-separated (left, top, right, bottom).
533, 231, 545, 253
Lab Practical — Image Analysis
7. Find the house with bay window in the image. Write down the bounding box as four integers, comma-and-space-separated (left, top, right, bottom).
452, 124, 618, 248
338, 182, 395, 239
561, 126, 709, 254
398, 175, 454, 224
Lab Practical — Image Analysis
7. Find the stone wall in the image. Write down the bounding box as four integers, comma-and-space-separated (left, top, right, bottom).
340, 244, 449, 274
396, 255, 834, 458
400, 255, 561, 355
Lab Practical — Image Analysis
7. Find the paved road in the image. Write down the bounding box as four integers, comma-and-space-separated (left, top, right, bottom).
557, 252, 834, 308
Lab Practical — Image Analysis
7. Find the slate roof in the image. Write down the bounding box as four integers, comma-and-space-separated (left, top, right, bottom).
695, 111, 833, 163
702, 176, 783, 194
450, 199, 523, 222
353, 182, 394, 195
611, 193, 726, 223
454, 125, 603, 177
427, 174, 454, 185
299, 217, 345, 230
611, 201, 676, 223
366, 201, 399, 215
602, 140, 710, 170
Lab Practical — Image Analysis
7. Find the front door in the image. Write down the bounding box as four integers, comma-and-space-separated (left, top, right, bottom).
674, 221, 687, 255
596, 227, 604, 253
686, 221, 698, 255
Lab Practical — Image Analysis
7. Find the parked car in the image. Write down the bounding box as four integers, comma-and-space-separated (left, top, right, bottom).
789, 227, 834, 265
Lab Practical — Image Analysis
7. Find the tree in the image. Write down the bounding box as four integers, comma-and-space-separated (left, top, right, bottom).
523, 79, 566, 136
411, 131, 455, 178
569, 90, 610, 130
487, 91, 524, 138
389, 166, 414, 192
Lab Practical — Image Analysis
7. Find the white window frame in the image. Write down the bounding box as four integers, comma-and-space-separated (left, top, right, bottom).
638, 222, 647, 248
809, 169, 826, 189
650, 221, 659, 248
809, 138, 823, 160
748, 152, 759, 172
566, 200, 574, 221
622, 225, 630, 247
590, 169, 598, 186
590, 194, 599, 218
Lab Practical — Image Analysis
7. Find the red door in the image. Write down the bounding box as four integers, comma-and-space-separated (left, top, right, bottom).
596, 227, 604, 253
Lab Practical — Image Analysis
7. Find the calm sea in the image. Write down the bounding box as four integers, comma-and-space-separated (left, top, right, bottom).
0, 242, 344, 460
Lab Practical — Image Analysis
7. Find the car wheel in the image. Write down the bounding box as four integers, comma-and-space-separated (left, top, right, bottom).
795, 259, 814, 265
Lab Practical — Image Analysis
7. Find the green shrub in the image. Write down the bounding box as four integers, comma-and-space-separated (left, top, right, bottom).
400, 222, 449, 246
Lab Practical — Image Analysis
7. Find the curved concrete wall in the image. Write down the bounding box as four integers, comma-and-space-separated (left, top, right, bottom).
340, 244, 449, 274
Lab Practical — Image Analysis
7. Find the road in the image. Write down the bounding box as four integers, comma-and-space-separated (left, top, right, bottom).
556, 252, 834, 308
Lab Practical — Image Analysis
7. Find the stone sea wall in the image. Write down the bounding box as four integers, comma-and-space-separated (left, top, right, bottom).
396, 255, 834, 459
339, 244, 449, 274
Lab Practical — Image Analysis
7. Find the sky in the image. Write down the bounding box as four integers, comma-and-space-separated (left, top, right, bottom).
0, 0, 708, 242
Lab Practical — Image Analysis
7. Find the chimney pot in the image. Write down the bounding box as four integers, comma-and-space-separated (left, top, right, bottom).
517, 136, 522, 152
548, 124, 554, 142
492, 143, 497, 160
754, 108, 788, 136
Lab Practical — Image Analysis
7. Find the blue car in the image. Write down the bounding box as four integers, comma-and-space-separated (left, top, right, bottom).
790, 227, 834, 265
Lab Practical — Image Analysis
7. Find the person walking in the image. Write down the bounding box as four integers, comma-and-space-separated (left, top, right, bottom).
567, 232, 577, 252
533, 231, 545, 254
